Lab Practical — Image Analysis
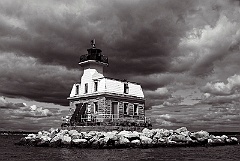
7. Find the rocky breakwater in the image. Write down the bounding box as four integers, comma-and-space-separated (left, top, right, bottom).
15, 127, 239, 148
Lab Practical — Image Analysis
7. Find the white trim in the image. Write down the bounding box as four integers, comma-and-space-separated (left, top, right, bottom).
93, 102, 98, 114
123, 102, 129, 115
68, 92, 144, 100
79, 60, 108, 66
133, 103, 139, 115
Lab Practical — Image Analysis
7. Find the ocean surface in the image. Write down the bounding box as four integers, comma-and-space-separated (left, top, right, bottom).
0, 135, 240, 161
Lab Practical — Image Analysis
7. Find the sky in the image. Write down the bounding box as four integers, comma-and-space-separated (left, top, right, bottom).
1, 0, 240, 132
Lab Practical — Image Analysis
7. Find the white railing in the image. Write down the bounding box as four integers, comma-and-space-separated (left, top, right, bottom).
79, 113, 146, 123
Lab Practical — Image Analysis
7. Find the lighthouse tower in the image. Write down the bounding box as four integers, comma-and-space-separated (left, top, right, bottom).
76, 39, 108, 96
68, 40, 145, 126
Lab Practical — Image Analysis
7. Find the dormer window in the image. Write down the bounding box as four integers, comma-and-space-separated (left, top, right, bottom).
124, 83, 129, 94
75, 84, 79, 95
85, 83, 88, 93
94, 81, 98, 92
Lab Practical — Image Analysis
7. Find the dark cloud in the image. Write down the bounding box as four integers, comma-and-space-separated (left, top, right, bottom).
0, 0, 240, 131
0, 0, 194, 73
0, 0, 194, 106
0, 53, 78, 105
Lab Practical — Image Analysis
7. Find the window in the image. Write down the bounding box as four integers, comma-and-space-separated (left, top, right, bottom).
94, 102, 98, 113
133, 104, 138, 115
85, 83, 88, 93
124, 83, 129, 94
94, 81, 98, 92
124, 103, 128, 115
75, 84, 79, 95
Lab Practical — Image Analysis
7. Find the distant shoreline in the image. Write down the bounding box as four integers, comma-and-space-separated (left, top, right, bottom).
0, 131, 38, 135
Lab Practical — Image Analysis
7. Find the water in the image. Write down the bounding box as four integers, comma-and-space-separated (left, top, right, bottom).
0, 135, 240, 161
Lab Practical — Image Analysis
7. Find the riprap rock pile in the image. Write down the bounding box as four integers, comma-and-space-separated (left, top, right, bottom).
15, 127, 238, 148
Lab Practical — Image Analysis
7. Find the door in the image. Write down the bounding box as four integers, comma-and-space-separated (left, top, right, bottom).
111, 102, 119, 118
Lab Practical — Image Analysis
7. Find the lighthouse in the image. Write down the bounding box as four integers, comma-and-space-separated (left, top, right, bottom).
67, 40, 145, 126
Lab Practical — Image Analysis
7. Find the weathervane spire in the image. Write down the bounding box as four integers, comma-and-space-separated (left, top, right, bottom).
91, 39, 96, 48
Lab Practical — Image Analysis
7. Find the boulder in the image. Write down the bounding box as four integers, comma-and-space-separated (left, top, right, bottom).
170, 134, 188, 142
62, 135, 71, 145
162, 130, 171, 137
40, 135, 51, 141
91, 140, 100, 149
119, 136, 130, 144
69, 131, 82, 140
142, 128, 156, 138
191, 130, 209, 143
25, 134, 37, 140
220, 135, 228, 141
192, 130, 209, 139
104, 132, 118, 142
140, 135, 152, 146
98, 138, 108, 148
88, 131, 98, 137
37, 131, 43, 137
41, 130, 50, 137
158, 138, 166, 143
166, 140, 177, 145
96, 132, 105, 139
153, 131, 163, 140
174, 127, 188, 134
89, 136, 99, 144
130, 139, 141, 147
228, 137, 238, 144
208, 137, 224, 145
72, 138, 88, 147
83, 133, 93, 140
50, 135, 60, 143
115, 136, 130, 147
49, 129, 58, 138
230, 137, 238, 142
59, 129, 69, 135
118, 130, 131, 136
37, 135, 51, 147
123, 132, 140, 141
68, 130, 79, 136
49, 134, 62, 147
71, 133, 82, 140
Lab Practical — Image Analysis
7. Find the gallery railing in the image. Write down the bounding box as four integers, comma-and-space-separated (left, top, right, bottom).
67, 113, 151, 127
79, 53, 108, 64
80, 114, 145, 122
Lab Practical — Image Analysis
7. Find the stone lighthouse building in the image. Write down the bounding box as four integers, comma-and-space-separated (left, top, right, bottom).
67, 40, 146, 126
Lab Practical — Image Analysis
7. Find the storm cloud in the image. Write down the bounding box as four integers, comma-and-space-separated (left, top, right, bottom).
1, 0, 240, 131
